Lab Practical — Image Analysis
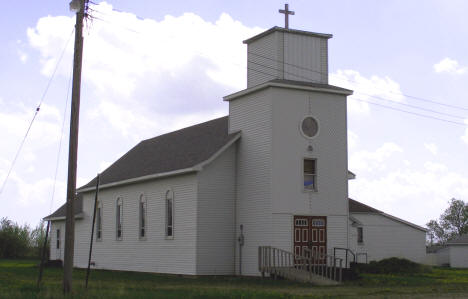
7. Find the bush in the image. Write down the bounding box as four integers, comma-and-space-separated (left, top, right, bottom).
0, 217, 49, 259
353, 257, 431, 274
0, 218, 30, 258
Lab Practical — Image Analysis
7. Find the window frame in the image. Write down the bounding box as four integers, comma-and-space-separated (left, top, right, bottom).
56, 229, 60, 249
357, 227, 364, 244
303, 158, 318, 192
96, 201, 102, 241
139, 194, 147, 240
165, 190, 174, 239
116, 197, 123, 240
299, 115, 320, 139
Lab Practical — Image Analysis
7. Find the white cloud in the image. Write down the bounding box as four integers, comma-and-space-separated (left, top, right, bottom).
424, 143, 438, 155
462, 119, 468, 146
433, 57, 467, 75
349, 142, 403, 173
330, 70, 405, 115
349, 162, 468, 226
348, 130, 359, 150
27, 2, 262, 139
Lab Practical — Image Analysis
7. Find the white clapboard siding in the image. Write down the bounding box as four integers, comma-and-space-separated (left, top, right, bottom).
49, 221, 65, 261
271, 88, 348, 217
247, 30, 280, 87
283, 33, 327, 83
449, 246, 468, 268
351, 213, 426, 263
247, 30, 329, 87
72, 173, 198, 274
196, 145, 237, 275
229, 88, 273, 276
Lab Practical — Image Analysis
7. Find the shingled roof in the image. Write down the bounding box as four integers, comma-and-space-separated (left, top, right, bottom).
43, 194, 84, 221
447, 233, 468, 245
349, 198, 427, 232
349, 198, 382, 213
79, 116, 239, 190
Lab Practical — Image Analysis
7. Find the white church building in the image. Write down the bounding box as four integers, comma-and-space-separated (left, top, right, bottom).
45, 25, 427, 277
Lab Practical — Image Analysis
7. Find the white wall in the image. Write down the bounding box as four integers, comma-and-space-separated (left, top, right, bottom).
72, 173, 199, 274
271, 87, 349, 256
246, 30, 329, 87
449, 245, 468, 268
49, 221, 64, 261
350, 213, 427, 263
229, 88, 273, 276
196, 145, 237, 275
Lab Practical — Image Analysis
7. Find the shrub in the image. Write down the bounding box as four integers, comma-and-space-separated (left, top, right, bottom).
353, 257, 431, 274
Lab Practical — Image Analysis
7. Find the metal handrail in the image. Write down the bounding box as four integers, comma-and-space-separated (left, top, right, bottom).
333, 247, 356, 266
258, 246, 343, 283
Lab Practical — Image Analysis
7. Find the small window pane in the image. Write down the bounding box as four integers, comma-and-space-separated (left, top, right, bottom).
304, 160, 316, 173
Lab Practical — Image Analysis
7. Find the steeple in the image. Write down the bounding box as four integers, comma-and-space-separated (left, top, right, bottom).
243, 27, 332, 88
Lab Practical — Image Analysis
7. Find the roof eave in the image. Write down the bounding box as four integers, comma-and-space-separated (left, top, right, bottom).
224, 81, 353, 102
43, 212, 84, 222
78, 167, 198, 193
243, 26, 333, 44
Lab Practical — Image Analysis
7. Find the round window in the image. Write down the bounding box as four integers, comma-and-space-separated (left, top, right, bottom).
301, 116, 318, 138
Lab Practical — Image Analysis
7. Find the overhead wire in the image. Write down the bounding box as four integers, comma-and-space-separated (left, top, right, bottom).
0, 28, 75, 196
49, 66, 73, 214
79, 7, 468, 128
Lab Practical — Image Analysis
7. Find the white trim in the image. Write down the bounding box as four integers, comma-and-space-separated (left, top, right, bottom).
78, 168, 196, 192
223, 81, 353, 101
43, 212, 84, 221
78, 133, 241, 193
299, 115, 320, 139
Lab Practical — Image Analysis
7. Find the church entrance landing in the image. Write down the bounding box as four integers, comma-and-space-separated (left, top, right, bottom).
293, 216, 327, 261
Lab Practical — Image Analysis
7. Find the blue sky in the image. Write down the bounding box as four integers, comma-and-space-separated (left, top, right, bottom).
1, 0, 467, 228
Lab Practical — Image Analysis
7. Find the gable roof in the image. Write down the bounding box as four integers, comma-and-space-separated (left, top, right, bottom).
447, 233, 468, 245
43, 194, 84, 221
79, 116, 239, 191
349, 198, 427, 232
349, 198, 382, 213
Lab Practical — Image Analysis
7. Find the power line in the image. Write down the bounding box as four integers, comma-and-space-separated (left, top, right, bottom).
86, 2, 468, 114
49, 66, 73, 214
0, 29, 75, 196
65, 6, 468, 127
350, 98, 467, 127
247, 51, 468, 112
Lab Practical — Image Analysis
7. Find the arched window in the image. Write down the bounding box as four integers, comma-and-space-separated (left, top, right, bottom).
116, 197, 123, 240
96, 201, 103, 241
165, 190, 174, 238
139, 194, 146, 239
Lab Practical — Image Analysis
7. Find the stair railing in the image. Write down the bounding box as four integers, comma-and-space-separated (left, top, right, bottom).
258, 246, 343, 283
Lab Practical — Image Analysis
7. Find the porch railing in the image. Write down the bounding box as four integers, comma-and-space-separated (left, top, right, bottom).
258, 246, 343, 283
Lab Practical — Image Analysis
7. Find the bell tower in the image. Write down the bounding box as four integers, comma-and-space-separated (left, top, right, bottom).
244, 27, 331, 87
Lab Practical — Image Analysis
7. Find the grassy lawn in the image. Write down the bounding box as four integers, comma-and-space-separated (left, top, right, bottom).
1, 259, 468, 298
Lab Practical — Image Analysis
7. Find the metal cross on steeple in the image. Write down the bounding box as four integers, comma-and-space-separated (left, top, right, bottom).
279, 3, 295, 29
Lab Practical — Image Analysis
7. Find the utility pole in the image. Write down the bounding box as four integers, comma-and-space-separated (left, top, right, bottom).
63, 0, 86, 293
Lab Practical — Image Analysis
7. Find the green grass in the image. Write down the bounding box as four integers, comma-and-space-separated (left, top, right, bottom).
1, 259, 468, 298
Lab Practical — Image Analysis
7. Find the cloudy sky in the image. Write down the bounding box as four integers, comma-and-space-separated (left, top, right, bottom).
1, 0, 467, 228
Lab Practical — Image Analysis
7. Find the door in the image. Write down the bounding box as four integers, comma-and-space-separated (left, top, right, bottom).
293, 216, 327, 263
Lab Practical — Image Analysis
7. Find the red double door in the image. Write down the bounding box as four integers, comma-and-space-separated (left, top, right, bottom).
293, 216, 327, 261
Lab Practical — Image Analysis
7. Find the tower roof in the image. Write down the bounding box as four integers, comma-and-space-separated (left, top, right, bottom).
243, 26, 332, 44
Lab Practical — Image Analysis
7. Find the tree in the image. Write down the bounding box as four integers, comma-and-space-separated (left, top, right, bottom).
426, 198, 468, 245
0, 217, 30, 258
